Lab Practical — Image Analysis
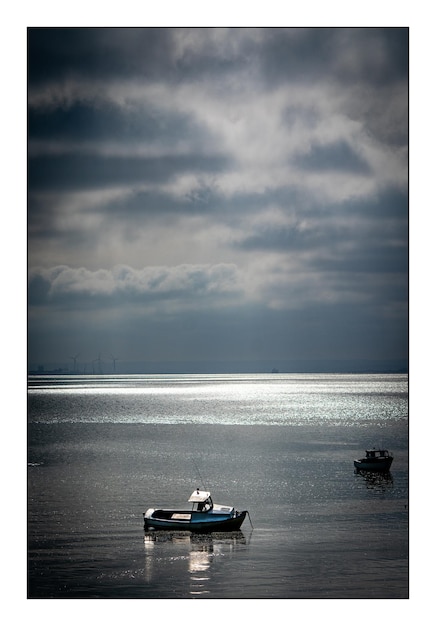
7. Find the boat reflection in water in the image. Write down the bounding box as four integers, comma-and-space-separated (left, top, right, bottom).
143, 531, 249, 595
355, 470, 394, 491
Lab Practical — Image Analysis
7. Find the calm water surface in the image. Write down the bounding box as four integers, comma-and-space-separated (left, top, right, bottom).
27, 373, 408, 599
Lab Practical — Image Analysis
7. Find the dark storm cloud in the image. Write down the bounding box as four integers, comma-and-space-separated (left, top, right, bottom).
257, 27, 408, 87
27, 27, 408, 93
27, 27, 254, 90
294, 140, 371, 174
238, 218, 408, 276
28, 101, 201, 146
28, 152, 230, 191
312, 242, 409, 275
348, 189, 408, 219
28, 28, 176, 84
235, 187, 407, 259
103, 184, 223, 219
100, 180, 286, 223
237, 221, 325, 252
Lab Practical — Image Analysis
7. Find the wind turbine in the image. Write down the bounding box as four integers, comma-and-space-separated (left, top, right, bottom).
69, 353, 80, 372
93, 352, 103, 374
110, 354, 119, 373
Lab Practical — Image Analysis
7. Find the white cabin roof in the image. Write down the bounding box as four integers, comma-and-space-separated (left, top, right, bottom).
188, 489, 211, 502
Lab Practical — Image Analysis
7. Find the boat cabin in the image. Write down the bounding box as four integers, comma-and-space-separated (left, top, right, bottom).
189, 489, 213, 512
366, 449, 390, 459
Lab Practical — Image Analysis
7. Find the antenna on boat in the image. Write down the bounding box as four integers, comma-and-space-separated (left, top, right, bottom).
193, 459, 207, 490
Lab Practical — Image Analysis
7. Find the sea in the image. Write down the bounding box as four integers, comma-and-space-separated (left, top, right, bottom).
27, 373, 409, 601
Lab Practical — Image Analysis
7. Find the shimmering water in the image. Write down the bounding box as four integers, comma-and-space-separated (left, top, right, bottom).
27, 373, 408, 598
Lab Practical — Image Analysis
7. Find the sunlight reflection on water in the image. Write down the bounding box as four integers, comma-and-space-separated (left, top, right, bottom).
28, 416, 408, 599
28, 373, 408, 426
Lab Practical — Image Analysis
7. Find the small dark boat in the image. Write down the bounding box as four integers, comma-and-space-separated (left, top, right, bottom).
143, 488, 248, 532
354, 448, 393, 472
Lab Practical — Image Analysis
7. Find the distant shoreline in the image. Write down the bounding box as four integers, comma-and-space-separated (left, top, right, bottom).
28, 367, 408, 376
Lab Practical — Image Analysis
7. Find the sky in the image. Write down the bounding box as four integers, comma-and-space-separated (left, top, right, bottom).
27, 27, 409, 373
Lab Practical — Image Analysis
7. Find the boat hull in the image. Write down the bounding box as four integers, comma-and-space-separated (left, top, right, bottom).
143, 510, 247, 532
354, 457, 393, 472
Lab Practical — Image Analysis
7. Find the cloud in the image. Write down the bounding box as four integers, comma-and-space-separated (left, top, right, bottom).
27, 27, 408, 370
28, 152, 230, 192
28, 263, 242, 307
294, 140, 371, 174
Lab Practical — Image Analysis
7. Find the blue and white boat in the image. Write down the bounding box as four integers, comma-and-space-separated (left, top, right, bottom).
143, 488, 248, 532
